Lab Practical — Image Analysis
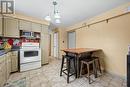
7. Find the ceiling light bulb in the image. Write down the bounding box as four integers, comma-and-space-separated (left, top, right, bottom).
55, 19, 61, 23
45, 15, 51, 21
54, 12, 61, 19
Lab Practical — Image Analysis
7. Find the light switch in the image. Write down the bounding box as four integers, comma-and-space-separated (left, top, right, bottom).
126, 6, 130, 13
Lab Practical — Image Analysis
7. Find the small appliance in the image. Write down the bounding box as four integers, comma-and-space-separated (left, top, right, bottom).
21, 31, 34, 38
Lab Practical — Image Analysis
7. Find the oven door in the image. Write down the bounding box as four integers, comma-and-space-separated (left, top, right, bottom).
20, 48, 41, 64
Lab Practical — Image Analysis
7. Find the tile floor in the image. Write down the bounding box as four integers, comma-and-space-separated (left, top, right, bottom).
6, 57, 127, 87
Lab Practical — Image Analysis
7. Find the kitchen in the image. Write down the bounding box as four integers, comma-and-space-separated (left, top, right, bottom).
0, 13, 50, 87
1, 0, 130, 87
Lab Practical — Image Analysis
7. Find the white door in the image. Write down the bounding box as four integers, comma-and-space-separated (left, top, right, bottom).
53, 32, 59, 58
68, 31, 76, 48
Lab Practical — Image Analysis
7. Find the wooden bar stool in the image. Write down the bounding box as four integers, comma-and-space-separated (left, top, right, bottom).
60, 55, 76, 83
80, 59, 95, 84
92, 57, 102, 77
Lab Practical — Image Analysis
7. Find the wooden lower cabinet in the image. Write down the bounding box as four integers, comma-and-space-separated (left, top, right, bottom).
0, 55, 6, 87
11, 51, 18, 72
6, 53, 11, 80
0, 51, 16, 87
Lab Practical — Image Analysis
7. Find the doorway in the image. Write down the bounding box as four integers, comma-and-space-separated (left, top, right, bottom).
49, 34, 51, 56
53, 32, 59, 58
68, 31, 76, 48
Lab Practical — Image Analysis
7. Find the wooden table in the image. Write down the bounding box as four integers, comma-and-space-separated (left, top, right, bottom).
62, 48, 101, 78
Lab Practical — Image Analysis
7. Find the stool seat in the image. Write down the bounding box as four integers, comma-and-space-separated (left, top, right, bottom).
82, 59, 94, 64
64, 55, 75, 59
82, 58, 93, 62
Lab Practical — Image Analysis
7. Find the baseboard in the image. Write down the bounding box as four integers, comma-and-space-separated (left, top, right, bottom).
105, 70, 127, 81
42, 63, 49, 66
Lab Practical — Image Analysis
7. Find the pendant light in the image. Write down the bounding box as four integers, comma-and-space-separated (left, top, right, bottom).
45, 0, 61, 23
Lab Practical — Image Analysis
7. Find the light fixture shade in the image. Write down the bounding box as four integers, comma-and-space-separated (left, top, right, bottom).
54, 12, 61, 19
45, 15, 51, 21
55, 19, 61, 23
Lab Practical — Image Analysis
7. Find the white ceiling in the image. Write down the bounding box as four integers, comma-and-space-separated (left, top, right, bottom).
15, 0, 130, 27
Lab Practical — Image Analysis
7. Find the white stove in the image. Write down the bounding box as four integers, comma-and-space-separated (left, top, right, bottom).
20, 42, 41, 72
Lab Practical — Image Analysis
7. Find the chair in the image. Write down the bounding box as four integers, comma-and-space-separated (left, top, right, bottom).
60, 55, 76, 83
80, 59, 95, 84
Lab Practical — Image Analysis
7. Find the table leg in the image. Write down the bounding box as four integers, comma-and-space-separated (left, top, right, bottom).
76, 55, 80, 78
75, 55, 78, 78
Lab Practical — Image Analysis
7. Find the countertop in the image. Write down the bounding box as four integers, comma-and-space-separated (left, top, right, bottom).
0, 48, 20, 56
62, 48, 101, 54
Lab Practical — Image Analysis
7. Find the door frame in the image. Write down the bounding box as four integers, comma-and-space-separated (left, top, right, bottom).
49, 34, 51, 56
53, 31, 59, 58
67, 30, 76, 48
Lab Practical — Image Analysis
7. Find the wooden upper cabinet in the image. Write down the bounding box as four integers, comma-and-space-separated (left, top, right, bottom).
31, 23, 41, 32
20, 20, 42, 32
41, 24, 49, 34
4, 17, 19, 37
0, 15, 2, 36
19, 20, 31, 31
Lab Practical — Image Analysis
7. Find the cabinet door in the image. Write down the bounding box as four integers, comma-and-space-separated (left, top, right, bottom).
11, 51, 18, 72
0, 56, 4, 87
0, 15, 2, 36
0, 55, 6, 87
6, 53, 11, 80
0, 63, 2, 87
4, 17, 19, 37
41, 34, 49, 64
19, 20, 32, 31
41, 24, 48, 34
1, 61, 6, 87
31, 23, 41, 32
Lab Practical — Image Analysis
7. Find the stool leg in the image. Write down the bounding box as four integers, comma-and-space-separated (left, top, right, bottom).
80, 62, 83, 77
67, 58, 70, 83
73, 58, 76, 78
93, 61, 96, 77
94, 60, 98, 78
87, 64, 90, 84
60, 55, 64, 76
97, 59, 102, 74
